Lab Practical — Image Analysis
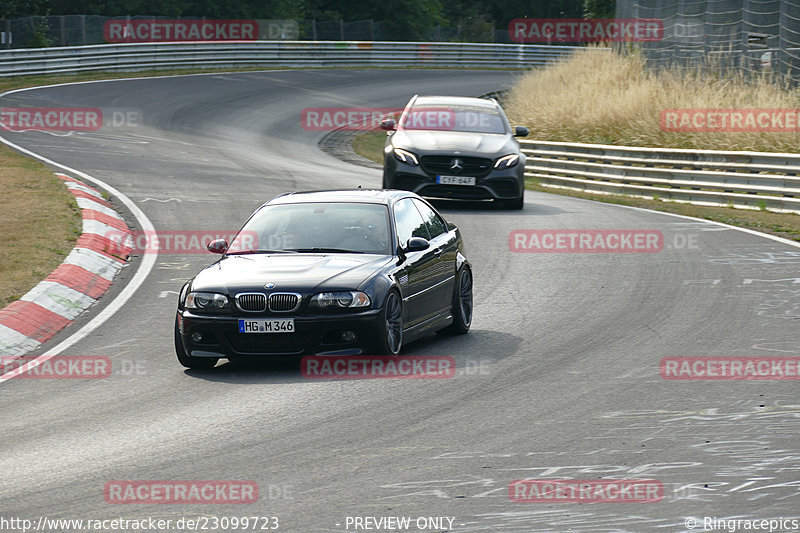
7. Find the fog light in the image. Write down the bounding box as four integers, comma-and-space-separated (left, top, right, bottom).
191, 332, 203, 343
341, 331, 357, 342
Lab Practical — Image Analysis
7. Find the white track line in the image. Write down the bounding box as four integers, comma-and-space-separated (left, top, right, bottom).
0, 69, 282, 99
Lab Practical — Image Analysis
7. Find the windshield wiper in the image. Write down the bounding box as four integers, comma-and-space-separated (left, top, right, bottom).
284, 247, 365, 254
227, 249, 297, 255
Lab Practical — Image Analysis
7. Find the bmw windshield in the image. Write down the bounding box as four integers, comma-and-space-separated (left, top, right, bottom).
229, 202, 393, 255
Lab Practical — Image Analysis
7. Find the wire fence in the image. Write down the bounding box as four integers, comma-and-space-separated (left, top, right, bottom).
616, 0, 800, 84
7, 8, 800, 85
0, 16, 516, 49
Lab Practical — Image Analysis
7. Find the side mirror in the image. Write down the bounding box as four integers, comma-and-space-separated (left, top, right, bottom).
379, 118, 397, 131
404, 237, 430, 253
514, 125, 530, 137
207, 239, 229, 254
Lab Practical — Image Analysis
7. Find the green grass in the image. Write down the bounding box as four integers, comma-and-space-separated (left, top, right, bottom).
353, 131, 387, 165
0, 144, 82, 308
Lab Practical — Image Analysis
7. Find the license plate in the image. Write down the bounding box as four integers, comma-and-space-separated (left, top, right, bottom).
238, 318, 295, 334
437, 175, 476, 186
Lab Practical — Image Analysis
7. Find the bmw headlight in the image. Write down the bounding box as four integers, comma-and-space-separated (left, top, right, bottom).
494, 154, 519, 169
311, 291, 371, 309
185, 291, 230, 310
393, 148, 419, 166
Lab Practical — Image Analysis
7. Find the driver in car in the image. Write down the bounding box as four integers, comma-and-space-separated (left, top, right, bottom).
337, 212, 388, 252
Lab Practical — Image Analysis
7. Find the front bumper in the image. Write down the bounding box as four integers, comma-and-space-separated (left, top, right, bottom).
396, 175, 521, 200
177, 309, 383, 358
385, 159, 523, 201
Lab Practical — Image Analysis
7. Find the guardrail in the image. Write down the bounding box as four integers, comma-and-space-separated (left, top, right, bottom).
0, 40, 587, 77
520, 140, 800, 213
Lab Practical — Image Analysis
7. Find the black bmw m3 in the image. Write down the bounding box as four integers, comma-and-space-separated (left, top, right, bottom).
175, 189, 472, 369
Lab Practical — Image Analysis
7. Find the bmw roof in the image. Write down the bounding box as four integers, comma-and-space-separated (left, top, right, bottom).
265, 189, 420, 207
412, 95, 498, 108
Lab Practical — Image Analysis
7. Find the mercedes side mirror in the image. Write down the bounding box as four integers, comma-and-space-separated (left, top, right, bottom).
514, 125, 530, 137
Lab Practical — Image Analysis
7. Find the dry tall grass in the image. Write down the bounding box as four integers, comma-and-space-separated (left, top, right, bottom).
504, 47, 800, 152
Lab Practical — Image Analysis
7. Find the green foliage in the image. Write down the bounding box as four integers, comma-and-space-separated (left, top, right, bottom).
5, 0, 586, 35
3, 0, 48, 19
583, 0, 616, 19
27, 16, 52, 47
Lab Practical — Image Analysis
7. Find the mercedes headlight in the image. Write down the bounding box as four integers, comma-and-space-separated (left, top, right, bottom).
494, 154, 519, 169
393, 148, 419, 165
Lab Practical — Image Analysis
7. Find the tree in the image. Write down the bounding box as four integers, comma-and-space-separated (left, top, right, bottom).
584, 0, 616, 19
3, 0, 49, 19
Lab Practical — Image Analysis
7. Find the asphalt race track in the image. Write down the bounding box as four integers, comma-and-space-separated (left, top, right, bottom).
1, 69, 798, 533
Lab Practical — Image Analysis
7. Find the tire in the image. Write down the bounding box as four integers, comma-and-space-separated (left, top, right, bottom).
174, 315, 218, 369
443, 266, 473, 334
374, 291, 403, 355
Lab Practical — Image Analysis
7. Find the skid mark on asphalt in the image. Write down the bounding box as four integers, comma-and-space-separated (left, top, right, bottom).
753, 341, 800, 353
457, 510, 671, 532
708, 251, 800, 264
731, 278, 800, 320
665, 221, 730, 232
156, 261, 193, 270
367, 395, 800, 530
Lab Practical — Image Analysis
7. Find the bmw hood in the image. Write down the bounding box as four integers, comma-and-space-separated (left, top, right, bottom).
392, 130, 516, 156
190, 253, 392, 294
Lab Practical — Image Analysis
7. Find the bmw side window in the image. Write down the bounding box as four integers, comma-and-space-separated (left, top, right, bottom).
412, 199, 447, 239
394, 199, 430, 246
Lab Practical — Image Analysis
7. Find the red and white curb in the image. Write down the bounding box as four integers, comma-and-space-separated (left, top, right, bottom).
0, 173, 132, 357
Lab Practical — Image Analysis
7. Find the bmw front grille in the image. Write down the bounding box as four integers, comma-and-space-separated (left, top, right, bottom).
268, 293, 301, 312
236, 293, 267, 312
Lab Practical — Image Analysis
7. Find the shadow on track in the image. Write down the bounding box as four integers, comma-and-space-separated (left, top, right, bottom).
427, 198, 568, 217
182, 328, 522, 384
